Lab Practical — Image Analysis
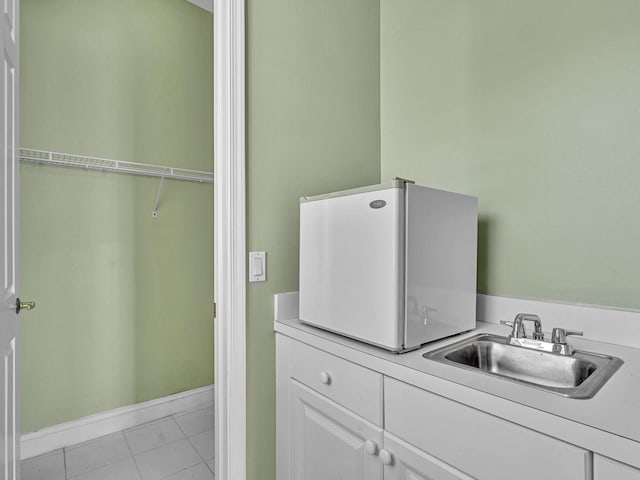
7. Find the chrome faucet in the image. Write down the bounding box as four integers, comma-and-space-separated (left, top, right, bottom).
501, 313, 544, 341
500, 314, 583, 356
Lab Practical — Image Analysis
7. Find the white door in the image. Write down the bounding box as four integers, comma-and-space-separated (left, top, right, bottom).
0, 0, 19, 478
291, 382, 383, 480
383, 433, 473, 480
594, 455, 640, 480
299, 186, 404, 350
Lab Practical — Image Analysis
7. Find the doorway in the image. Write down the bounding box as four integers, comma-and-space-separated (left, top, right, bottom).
18, 0, 219, 478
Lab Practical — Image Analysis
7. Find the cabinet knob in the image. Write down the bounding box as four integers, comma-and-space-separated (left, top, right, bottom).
379, 449, 393, 465
319, 371, 331, 385
364, 440, 378, 455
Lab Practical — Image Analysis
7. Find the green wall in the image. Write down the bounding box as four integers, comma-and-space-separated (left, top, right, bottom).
20, 0, 214, 433
244, 1, 640, 475
246, 0, 381, 478
381, 0, 640, 309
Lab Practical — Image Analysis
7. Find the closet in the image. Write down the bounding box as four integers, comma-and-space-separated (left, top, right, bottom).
19, 0, 214, 463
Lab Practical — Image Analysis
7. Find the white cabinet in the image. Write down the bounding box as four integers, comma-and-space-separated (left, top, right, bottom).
594, 455, 640, 479
277, 334, 602, 480
291, 381, 383, 480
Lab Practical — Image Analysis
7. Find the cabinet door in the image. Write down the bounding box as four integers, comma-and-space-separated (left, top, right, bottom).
385, 378, 590, 480
594, 455, 640, 480
291, 381, 383, 480
383, 433, 473, 480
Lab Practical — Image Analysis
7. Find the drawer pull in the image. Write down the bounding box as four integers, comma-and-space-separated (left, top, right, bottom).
379, 449, 394, 466
364, 440, 378, 455
319, 371, 331, 385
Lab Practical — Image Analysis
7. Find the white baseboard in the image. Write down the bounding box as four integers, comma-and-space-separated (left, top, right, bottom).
186, 0, 213, 13
21, 384, 214, 460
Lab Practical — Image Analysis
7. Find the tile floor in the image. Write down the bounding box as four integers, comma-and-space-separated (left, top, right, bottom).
21, 404, 214, 480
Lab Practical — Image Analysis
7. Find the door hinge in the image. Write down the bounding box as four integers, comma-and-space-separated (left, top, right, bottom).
213, 302, 217, 319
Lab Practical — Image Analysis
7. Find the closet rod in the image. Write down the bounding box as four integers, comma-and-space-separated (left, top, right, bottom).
19, 148, 214, 183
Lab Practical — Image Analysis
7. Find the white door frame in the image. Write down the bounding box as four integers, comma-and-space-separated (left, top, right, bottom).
213, 0, 246, 479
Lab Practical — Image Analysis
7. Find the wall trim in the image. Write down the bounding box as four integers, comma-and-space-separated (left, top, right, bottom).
214, 0, 246, 479
21, 385, 214, 461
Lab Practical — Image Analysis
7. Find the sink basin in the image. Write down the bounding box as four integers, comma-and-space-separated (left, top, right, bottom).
424, 334, 623, 398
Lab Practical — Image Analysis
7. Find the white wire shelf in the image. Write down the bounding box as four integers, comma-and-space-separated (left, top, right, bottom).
19, 148, 214, 184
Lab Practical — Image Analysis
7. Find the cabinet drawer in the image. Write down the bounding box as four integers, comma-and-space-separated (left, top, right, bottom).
385, 378, 590, 480
291, 340, 383, 425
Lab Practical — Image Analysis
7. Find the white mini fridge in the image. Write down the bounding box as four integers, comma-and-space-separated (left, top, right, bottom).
299, 179, 478, 352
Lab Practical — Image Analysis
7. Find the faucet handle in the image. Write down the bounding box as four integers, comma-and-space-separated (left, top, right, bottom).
551, 328, 583, 344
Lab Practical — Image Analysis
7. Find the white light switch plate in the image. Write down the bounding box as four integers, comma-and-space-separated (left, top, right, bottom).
249, 251, 266, 282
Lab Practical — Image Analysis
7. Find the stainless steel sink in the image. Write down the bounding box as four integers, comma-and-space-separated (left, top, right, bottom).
424, 334, 623, 398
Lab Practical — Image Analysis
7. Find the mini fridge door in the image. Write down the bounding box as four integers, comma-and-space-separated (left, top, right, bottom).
404, 184, 478, 349
299, 186, 404, 350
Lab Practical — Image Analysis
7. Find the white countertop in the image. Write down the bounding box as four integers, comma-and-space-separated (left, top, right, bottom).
275, 318, 640, 468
